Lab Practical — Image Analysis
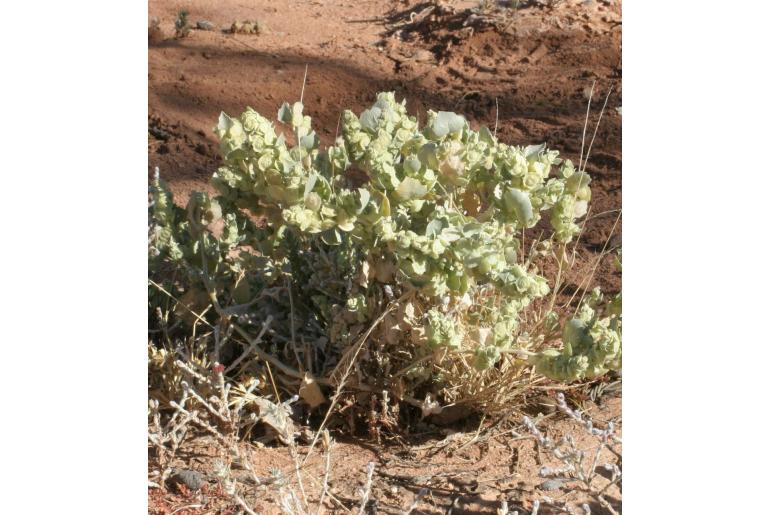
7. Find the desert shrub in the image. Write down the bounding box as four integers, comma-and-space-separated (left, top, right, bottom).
148, 92, 621, 415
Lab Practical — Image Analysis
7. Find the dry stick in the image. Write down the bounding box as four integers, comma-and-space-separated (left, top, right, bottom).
559, 81, 600, 281
230, 493, 259, 515
300, 64, 309, 104
357, 462, 376, 515
330, 110, 343, 190
570, 203, 593, 268
547, 243, 567, 314
587, 449, 607, 489
585, 208, 621, 223
597, 473, 622, 496
523, 229, 545, 269
290, 443, 310, 511
224, 317, 273, 374
213, 325, 222, 363
231, 321, 302, 377
264, 360, 283, 402
181, 381, 230, 425
191, 304, 212, 341
170, 403, 230, 449
568, 210, 621, 312
316, 433, 334, 512
305, 469, 351, 514
494, 97, 500, 137
393, 353, 436, 378
302, 301, 401, 467
455, 414, 487, 452
530, 383, 585, 391
174, 359, 215, 387
578, 81, 595, 172
558, 85, 617, 303
148, 279, 214, 329
292, 63, 311, 164
286, 278, 304, 372
334, 110, 343, 141
580, 86, 614, 175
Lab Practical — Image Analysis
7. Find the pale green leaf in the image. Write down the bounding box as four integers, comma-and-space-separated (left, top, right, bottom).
395, 177, 428, 201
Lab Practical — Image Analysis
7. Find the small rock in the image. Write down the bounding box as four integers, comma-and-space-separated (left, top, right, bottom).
149, 125, 170, 141
196, 20, 215, 31
172, 469, 206, 491
412, 49, 435, 63
539, 479, 565, 491
524, 43, 549, 64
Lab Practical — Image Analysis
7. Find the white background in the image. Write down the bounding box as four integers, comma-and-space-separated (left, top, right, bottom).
1, 1, 768, 512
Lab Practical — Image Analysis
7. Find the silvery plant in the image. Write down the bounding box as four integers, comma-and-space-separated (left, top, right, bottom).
149, 92, 621, 409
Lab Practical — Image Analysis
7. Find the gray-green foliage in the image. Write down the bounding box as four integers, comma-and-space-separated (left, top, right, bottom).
530, 287, 622, 382
149, 92, 621, 393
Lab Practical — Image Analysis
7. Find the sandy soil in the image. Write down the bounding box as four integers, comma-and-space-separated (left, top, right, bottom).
150, 396, 620, 514
148, 1, 622, 512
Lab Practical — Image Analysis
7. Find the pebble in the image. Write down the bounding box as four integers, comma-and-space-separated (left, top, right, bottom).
172, 469, 206, 491
539, 479, 566, 491
196, 20, 215, 31
412, 49, 435, 63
